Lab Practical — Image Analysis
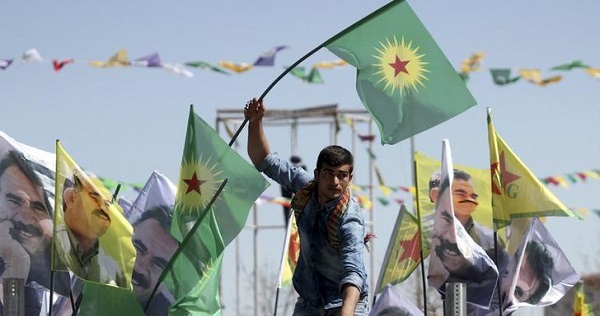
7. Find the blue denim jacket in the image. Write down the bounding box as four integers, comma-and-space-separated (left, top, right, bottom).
257, 153, 369, 311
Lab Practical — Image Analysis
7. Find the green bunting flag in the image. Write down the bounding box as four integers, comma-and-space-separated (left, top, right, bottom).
550, 60, 590, 71
325, 0, 476, 145
307, 67, 324, 83
185, 61, 231, 75
164, 106, 270, 314
490, 68, 521, 86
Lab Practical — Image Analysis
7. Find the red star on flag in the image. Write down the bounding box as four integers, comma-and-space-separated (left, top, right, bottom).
398, 231, 420, 263
491, 151, 521, 195
389, 55, 410, 77
183, 171, 206, 194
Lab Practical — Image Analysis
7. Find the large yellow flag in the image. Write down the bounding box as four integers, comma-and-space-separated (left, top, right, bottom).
374, 203, 421, 294
487, 109, 577, 229
53, 141, 135, 288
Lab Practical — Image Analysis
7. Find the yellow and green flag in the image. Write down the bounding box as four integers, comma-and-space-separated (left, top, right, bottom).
164, 106, 269, 314
487, 109, 577, 229
277, 212, 300, 288
53, 141, 135, 288
375, 203, 420, 294
573, 281, 594, 316
325, 0, 476, 145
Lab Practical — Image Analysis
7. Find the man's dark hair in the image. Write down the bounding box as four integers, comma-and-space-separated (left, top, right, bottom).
316, 145, 353, 173
524, 240, 553, 304
429, 168, 472, 192
0, 150, 52, 215
134, 205, 173, 232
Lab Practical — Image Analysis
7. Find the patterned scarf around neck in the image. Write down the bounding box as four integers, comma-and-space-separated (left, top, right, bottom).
290, 181, 351, 251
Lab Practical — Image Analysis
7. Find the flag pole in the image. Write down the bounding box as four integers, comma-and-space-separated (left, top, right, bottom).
144, 178, 229, 312
227, 0, 402, 148
273, 210, 295, 316
412, 142, 428, 316
494, 230, 503, 316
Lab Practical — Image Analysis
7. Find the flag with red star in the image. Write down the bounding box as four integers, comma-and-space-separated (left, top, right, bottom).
325, 0, 476, 145
487, 108, 577, 229
375, 203, 421, 294
165, 106, 269, 314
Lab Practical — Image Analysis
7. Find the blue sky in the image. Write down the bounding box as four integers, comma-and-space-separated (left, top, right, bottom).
2, 0, 599, 314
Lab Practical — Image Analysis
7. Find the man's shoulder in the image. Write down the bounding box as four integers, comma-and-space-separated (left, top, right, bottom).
344, 199, 365, 218
471, 220, 493, 235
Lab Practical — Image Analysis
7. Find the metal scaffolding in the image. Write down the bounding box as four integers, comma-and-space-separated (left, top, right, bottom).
215, 104, 376, 315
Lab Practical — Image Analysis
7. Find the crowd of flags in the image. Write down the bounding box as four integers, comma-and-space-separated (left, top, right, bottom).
0, 0, 597, 314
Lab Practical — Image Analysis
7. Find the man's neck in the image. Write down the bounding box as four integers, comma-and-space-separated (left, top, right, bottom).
456, 214, 470, 227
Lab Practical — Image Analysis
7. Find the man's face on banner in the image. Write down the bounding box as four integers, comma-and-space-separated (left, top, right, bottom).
132, 217, 177, 306
451, 178, 479, 219
513, 250, 542, 302
501, 243, 546, 306
64, 177, 112, 240
432, 206, 464, 272
0, 164, 52, 255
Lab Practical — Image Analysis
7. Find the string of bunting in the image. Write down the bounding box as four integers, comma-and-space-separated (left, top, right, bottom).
3, 48, 599, 85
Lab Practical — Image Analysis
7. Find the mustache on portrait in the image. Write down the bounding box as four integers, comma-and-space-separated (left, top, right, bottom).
132, 269, 149, 289
10, 220, 43, 240
436, 237, 461, 256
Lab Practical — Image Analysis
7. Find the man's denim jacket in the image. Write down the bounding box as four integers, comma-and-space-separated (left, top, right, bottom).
257, 153, 369, 309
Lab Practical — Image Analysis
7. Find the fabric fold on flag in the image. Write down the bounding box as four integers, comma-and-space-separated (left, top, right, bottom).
325, 0, 476, 145
427, 139, 498, 309
499, 217, 579, 315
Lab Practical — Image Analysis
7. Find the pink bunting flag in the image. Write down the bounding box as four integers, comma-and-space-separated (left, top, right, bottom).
358, 134, 376, 142
52, 59, 74, 72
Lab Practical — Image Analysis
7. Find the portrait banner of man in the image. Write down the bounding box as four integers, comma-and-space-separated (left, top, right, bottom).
426, 140, 498, 309
125, 171, 179, 315
52, 141, 135, 288
0, 131, 73, 315
500, 217, 579, 315
414, 151, 494, 256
